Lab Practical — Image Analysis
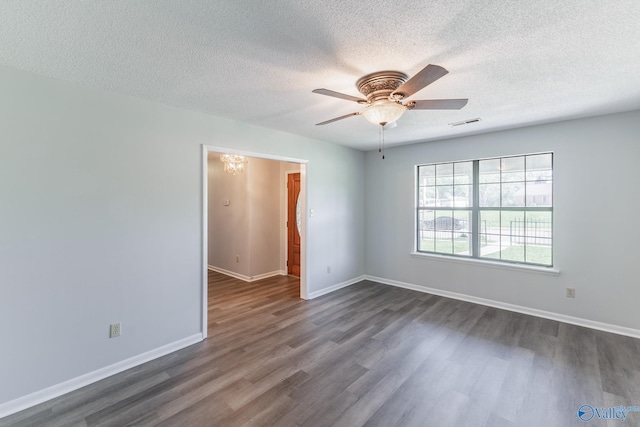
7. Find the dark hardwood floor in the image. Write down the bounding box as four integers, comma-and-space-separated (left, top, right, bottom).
3, 271, 640, 426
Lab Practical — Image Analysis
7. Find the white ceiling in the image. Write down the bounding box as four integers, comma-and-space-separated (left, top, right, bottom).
2, 1, 640, 151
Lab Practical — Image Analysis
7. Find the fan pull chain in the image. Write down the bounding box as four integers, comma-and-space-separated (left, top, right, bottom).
379, 124, 385, 159
382, 126, 385, 159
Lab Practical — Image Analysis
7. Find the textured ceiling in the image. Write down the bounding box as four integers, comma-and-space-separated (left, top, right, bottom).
2, 1, 640, 150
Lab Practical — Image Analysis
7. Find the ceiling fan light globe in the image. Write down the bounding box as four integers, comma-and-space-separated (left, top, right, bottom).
362, 101, 406, 125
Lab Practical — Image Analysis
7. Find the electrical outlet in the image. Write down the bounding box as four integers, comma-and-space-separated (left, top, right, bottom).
236, 255, 240, 263
110, 322, 121, 338
566, 288, 575, 298
327, 266, 331, 274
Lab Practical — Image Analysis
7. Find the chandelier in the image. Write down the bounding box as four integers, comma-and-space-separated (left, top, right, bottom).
220, 154, 248, 175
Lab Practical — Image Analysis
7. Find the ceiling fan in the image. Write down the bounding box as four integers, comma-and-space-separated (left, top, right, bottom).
313, 64, 468, 127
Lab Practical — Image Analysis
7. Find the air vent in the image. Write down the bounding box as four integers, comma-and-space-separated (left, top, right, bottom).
449, 118, 481, 127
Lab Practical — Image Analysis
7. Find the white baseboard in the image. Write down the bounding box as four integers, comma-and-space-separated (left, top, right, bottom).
8, 275, 637, 419
251, 270, 287, 281
308, 275, 365, 299
208, 265, 285, 282
208, 265, 251, 281
365, 275, 640, 340
0, 333, 203, 419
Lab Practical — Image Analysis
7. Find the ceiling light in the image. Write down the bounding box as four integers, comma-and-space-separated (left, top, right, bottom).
220, 154, 248, 175
361, 101, 407, 125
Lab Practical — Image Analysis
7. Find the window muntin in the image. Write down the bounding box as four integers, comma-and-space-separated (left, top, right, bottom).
417, 153, 553, 267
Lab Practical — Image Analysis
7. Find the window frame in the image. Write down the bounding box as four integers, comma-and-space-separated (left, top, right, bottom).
416, 153, 553, 268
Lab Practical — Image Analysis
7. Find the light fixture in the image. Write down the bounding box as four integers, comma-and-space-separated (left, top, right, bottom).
220, 154, 248, 175
360, 100, 406, 160
361, 100, 407, 126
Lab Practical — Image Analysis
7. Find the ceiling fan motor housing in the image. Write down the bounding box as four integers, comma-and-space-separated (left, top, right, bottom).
356, 71, 408, 104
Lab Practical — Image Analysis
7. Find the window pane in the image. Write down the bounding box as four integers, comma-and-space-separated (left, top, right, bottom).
525, 238, 552, 265
479, 210, 499, 258
451, 210, 470, 232
479, 210, 500, 222
501, 156, 525, 182
526, 154, 552, 182
500, 238, 525, 263
479, 210, 529, 262
479, 183, 501, 207
454, 162, 473, 185
502, 182, 525, 207
436, 163, 453, 185
482, 250, 499, 259
479, 159, 500, 183
437, 186, 454, 206
419, 236, 434, 252
453, 210, 472, 256
525, 182, 552, 207
419, 209, 473, 256
433, 210, 454, 254
418, 210, 435, 252
505, 211, 526, 239
418, 209, 436, 226
479, 210, 499, 232
419, 165, 436, 186
454, 185, 471, 207
524, 211, 552, 243
480, 233, 501, 258
435, 210, 454, 228
435, 238, 453, 254
419, 186, 437, 207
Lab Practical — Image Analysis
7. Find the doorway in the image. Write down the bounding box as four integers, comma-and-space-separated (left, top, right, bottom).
201, 145, 308, 337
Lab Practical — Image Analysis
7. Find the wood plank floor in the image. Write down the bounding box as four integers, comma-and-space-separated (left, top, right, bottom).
3, 271, 640, 426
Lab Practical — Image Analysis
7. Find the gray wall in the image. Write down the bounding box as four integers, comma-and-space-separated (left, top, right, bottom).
207, 154, 250, 276
207, 155, 281, 278
365, 109, 640, 331
0, 65, 365, 407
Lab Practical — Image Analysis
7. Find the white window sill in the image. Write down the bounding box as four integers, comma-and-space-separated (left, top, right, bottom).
409, 252, 560, 276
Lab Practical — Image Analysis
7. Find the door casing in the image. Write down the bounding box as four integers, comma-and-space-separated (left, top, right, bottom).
201, 145, 309, 338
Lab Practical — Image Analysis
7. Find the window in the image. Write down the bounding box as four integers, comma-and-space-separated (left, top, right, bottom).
417, 153, 553, 267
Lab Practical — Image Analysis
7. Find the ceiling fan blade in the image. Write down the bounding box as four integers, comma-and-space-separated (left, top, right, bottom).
406, 99, 468, 110
392, 64, 449, 98
315, 112, 360, 125
312, 88, 367, 103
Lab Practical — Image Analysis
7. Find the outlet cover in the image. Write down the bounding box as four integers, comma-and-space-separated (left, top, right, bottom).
110, 322, 121, 338
566, 288, 575, 298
